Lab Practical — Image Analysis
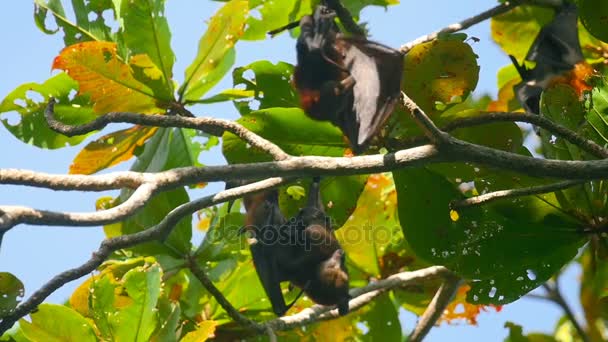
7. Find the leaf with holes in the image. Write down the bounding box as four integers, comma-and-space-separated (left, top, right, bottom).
403, 38, 479, 116
34, 0, 115, 46
231, 60, 298, 115
179, 0, 248, 101
0, 72, 96, 149
393, 167, 585, 305
0, 273, 24, 318
53, 41, 162, 114
70, 126, 158, 174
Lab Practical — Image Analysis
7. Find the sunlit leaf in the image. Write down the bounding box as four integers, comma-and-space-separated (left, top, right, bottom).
0, 73, 95, 149
0, 273, 24, 318
70, 126, 158, 174
19, 304, 96, 342
491, 5, 554, 62
403, 38, 479, 116
117, 0, 175, 99
53, 41, 162, 113
242, 0, 297, 41
179, 321, 217, 342
231, 61, 298, 115
180, 0, 248, 101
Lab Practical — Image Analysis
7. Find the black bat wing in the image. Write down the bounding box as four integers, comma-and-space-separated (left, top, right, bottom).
525, 3, 583, 71
512, 3, 583, 115
249, 238, 289, 316
339, 37, 403, 153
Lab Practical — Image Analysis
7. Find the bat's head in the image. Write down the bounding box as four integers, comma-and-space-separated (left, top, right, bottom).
315, 249, 350, 314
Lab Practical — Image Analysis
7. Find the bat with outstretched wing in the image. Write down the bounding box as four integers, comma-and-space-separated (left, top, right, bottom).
510, 3, 592, 115
288, 4, 403, 154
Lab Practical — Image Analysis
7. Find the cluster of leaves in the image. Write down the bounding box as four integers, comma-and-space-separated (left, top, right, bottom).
1, 0, 608, 340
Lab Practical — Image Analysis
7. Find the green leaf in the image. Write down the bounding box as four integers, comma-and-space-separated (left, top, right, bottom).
180, 0, 248, 101
231, 61, 298, 115
114, 264, 163, 342
491, 5, 554, 62
222, 107, 345, 162
0, 273, 24, 318
0, 73, 96, 149
118, 0, 175, 99
403, 39, 479, 116
540, 84, 606, 219
19, 304, 96, 342
103, 129, 193, 255
222, 107, 366, 228
579, 0, 608, 43
242, 0, 297, 40
355, 293, 401, 341
504, 321, 557, 342
393, 168, 584, 305
34, 0, 115, 46
151, 298, 181, 342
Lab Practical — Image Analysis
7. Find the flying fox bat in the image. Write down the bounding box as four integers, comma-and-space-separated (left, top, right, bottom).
241, 178, 350, 316
274, 3, 403, 154
510, 2, 593, 115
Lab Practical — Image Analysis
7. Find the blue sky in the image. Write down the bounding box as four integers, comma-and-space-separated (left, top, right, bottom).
0, 1, 584, 340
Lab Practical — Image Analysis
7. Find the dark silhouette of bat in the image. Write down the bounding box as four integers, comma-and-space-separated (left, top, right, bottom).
241, 178, 350, 316
272, 3, 403, 154
510, 3, 593, 115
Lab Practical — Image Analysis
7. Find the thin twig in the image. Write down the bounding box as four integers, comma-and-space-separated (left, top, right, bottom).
268, 266, 453, 331
399, 1, 519, 54
450, 179, 588, 209
0, 178, 289, 334
401, 92, 450, 145
187, 257, 267, 334
325, 0, 366, 36
542, 282, 590, 342
45, 99, 290, 161
409, 275, 463, 342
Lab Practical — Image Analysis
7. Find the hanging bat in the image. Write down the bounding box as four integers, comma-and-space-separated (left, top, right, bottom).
510, 3, 593, 115
241, 178, 350, 316
285, 177, 350, 315
272, 3, 403, 154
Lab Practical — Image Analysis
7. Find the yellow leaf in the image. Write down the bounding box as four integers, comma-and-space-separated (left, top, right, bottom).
53, 41, 162, 114
440, 285, 501, 325
180, 321, 217, 342
69, 277, 94, 317
69, 126, 157, 174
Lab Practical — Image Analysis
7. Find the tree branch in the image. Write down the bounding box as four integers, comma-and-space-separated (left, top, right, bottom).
187, 257, 268, 335
0, 177, 289, 334
399, 0, 565, 54
45, 99, 290, 161
541, 282, 590, 342
399, 1, 519, 54
401, 92, 451, 145
450, 179, 587, 209
408, 274, 463, 342
268, 266, 454, 331
0, 183, 158, 230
